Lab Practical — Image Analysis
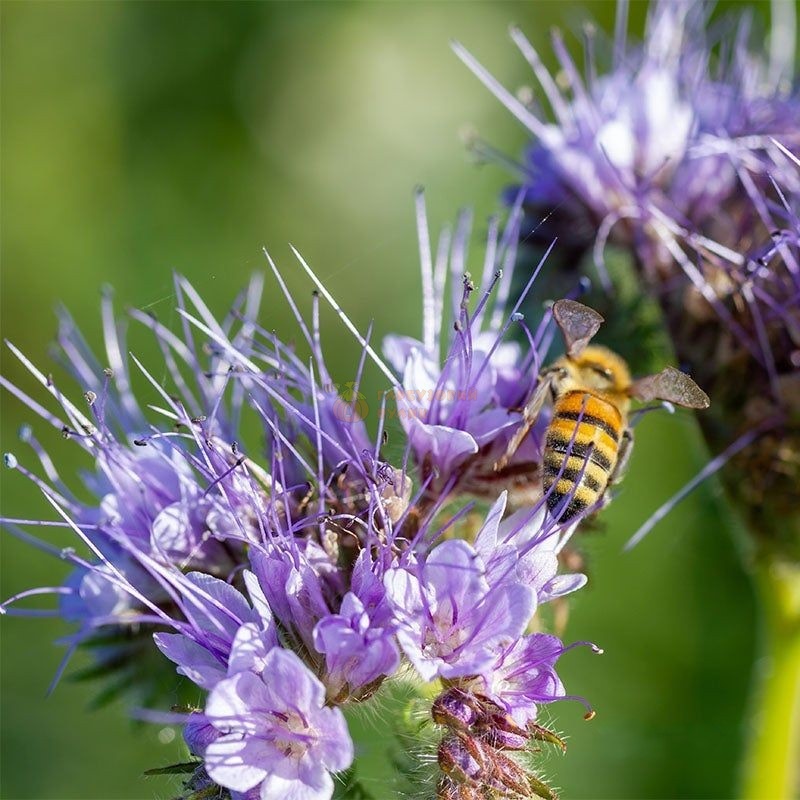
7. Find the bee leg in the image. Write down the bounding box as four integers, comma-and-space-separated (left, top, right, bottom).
609, 428, 634, 485
598, 431, 633, 511
494, 374, 554, 471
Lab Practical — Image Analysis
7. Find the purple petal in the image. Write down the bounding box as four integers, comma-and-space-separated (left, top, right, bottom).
470, 583, 536, 654
473, 491, 509, 554
150, 501, 196, 557
258, 648, 326, 712
383, 566, 423, 617
541, 572, 588, 600
465, 408, 520, 446
206, 671, 272, 735
205, 733, 272, 792
243, 570, 274, 629
424, 540, 486, 612
312, 706, 354, 772
497, 506, 548, 547
259, 769, 333, 800
184, 716, 220, 757
382, 334, 424, 374
184, 571, 254, 639
228, 622, 278, 676
517, 551, 558, 596
153, 633, 226, 691
404, 417, 479, 474
394, 628, 446, 682
79, 567, 133, 618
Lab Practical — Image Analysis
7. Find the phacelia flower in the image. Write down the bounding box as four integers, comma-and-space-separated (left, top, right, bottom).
385, 538, 536, 682
482, 633, 570, 727
473, 490, 587, 603
2, 206, 606, 800
455, 0, 800, 562
1, 279, 274, 702
454, 1, 799, 278
204, 648, 354, 800
313, 589, 400, 703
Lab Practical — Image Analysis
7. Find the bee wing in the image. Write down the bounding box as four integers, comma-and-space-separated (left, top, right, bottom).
630, 367, 710, 408
553, 299, 604, 358
494, 373, 554, 471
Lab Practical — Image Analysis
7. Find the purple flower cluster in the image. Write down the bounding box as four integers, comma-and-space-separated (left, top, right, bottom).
1, 201, 602, 799
7, 1, 800, 796
455, 1, 799, 281
456, 0, 800, 558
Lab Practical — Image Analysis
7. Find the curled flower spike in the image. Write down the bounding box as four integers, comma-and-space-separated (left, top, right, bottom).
455, 0, 800, 562
455, 4, 800, 798
1, 278, 270, 702
454, 2, 799, 280
384, 491, 592, 798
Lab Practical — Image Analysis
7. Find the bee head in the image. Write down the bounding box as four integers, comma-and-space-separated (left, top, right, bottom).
555, 345, 632, 396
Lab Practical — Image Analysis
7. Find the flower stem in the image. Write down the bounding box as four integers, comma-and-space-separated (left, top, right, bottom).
741, 559, 800, 800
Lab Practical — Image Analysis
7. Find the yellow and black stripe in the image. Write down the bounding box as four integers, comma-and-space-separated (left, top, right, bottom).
543, 391, 622, 521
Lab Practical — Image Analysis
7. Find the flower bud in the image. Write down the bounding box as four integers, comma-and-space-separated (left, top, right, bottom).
489, 750, 535, 798
436, 776, 482, 800
527, 721, 567, 752
437, 734, 484, 785
432, 687, 478, 731
478, 724, 528, 752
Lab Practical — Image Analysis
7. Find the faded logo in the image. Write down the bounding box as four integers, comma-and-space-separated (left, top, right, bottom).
332, 382, 369, 424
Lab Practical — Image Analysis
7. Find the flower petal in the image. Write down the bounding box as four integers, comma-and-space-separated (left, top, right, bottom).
205, 733, 272, 792
206, 671, 272, 735
259, 648, 326, 712
153, 633, 225, 690
259, 768, 333, 800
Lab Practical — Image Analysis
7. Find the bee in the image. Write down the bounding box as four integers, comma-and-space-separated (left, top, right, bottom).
497, 299, 709, 521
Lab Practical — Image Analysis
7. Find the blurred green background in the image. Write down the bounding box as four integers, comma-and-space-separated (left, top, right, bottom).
1, 2, 766, 798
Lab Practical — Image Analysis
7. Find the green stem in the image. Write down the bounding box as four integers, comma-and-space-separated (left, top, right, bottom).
741, 560, 800, 800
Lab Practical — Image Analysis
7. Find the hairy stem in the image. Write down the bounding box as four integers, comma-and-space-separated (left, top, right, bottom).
741, 559, 800, 800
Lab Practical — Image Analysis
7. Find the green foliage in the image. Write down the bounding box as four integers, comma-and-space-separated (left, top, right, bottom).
144, 762, 199, 777
333, 767, 377, 800
66, 628, 201, 714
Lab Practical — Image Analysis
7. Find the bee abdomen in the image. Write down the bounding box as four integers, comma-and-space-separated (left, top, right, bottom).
543, 392, 622, 521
